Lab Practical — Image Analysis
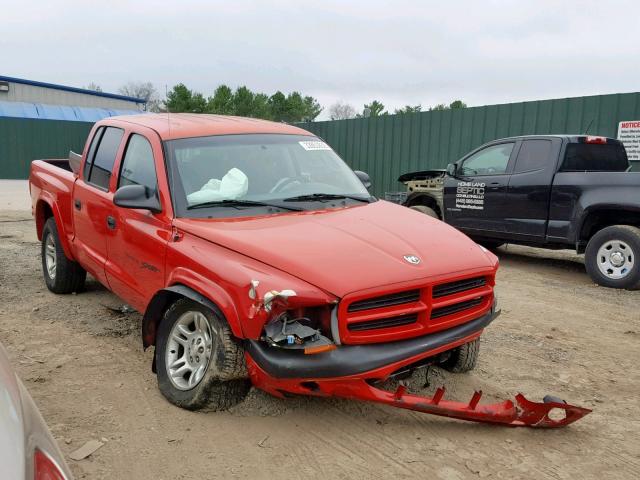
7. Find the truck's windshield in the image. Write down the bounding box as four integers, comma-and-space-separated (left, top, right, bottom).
561, 143, 629, 172
165, 134, 371, 216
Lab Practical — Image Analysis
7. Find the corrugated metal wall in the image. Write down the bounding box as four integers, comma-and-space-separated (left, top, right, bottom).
0, 118, 93, 179
300, 92, 640, 197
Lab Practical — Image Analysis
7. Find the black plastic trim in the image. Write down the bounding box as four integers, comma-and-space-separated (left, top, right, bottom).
433, 277, 486, 298
348, 289, 420, 312
246, 307, 499, 379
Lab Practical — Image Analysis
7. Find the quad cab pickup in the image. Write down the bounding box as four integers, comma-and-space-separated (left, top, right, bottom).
400, 135, 640, 289
29, 115, 589, 427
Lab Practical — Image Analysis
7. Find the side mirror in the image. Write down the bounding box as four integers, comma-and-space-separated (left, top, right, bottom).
114, 184, 161, 213
446, 163, 458, 178
354, 170, 372, 189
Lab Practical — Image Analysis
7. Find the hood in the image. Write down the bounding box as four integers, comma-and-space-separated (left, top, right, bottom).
175, 201, 496, 298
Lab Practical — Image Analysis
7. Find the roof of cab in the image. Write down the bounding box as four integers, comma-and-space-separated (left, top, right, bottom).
103, 113, 313, 140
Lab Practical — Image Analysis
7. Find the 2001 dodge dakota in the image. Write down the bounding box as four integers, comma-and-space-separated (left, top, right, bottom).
29, 114, 589, 427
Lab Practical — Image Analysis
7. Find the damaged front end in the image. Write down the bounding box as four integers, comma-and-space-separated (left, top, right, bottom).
245, 282, 590, 428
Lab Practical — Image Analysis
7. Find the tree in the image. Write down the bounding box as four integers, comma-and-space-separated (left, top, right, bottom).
428, 100, 467, 112
269, 91, 288, 121
207, 85, 234, 115
165, 83, 206, 113
118, 81, 161, 112
394, 104, 422, 114
328, 101, 356, 120
449, 100, 467, 109
232, 86, 256, 117
302, 95, 323, 121
85, 82, 102, 92
359, 100, 386, 117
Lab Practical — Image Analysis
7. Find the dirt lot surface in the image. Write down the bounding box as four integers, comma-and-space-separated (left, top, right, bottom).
1, 209, 639, 479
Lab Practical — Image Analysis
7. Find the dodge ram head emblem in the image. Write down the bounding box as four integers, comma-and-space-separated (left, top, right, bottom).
403, 254, 421, 265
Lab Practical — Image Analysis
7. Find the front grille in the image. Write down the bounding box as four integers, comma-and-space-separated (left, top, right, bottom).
433, 277, 486, 298
348, 289, 421, 312
347, 314, 418, 331
431, 297, 483, 319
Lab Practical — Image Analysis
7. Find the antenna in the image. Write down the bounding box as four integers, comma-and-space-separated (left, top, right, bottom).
584, 118, 594, 135
165, 84, 171, 136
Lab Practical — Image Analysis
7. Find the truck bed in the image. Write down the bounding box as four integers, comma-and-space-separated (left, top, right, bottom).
29, 159, 77, 254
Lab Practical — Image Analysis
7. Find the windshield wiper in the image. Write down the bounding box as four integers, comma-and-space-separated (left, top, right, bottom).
187, 199, 303, 211
283, 193, 372, 203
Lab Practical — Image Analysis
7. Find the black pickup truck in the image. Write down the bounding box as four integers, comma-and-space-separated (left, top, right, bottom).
399, 135, 640, 289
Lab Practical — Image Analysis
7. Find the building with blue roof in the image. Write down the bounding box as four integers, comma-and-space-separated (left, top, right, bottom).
0, 75, 147, 178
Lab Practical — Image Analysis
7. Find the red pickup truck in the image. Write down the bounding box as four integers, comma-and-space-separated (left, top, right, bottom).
29, 114, 588, 427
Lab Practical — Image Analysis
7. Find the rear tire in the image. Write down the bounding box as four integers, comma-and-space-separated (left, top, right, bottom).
41, 217, 86, 294
409, 204, 439, 219
156, 298, 249, 411
441, 339, 479, 373
585, 225, 640, 290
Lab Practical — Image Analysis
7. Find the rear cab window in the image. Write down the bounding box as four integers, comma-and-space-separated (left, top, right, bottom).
86, 127, 125, 190
513, 139, 552, 173
561, 140, 629, 172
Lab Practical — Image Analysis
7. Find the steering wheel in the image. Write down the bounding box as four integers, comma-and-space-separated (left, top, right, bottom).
270, 176, 304, 194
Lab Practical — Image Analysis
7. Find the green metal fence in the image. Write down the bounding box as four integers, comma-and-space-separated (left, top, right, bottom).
0, 117, 93, 179
300, 92, 640, 197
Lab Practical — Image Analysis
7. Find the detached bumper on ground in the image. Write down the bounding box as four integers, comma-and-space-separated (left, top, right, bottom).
245, 306, 591, 428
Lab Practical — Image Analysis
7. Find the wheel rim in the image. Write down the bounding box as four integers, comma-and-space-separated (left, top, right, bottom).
166, 311, 214, 390
596, 240, 635, 280
44, 234, 57, 280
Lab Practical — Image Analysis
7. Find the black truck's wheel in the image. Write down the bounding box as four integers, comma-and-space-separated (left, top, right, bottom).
41, 217, 86, 294
470, 238, 504, 250
585, 225, 640, 290
409, 205, 439, 218
156, 298, 249, 411
441, 338, 479, 373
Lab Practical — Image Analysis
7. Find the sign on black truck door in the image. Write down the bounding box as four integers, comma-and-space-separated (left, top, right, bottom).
443, 142, 516, 232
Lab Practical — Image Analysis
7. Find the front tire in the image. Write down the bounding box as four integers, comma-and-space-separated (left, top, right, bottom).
409, 204, 439, 218
441, 339, 479, 373
156, 298, 249, 411
41, 217, 86, 294
585, 225, 640, 290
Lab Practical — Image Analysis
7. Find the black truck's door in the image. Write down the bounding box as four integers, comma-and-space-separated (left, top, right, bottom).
443, 141, 517, 233
503, 138, 562, 239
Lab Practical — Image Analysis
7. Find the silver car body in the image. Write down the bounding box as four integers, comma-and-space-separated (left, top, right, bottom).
0, 341, 72, 479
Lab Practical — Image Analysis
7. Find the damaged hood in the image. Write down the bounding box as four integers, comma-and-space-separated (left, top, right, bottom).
174, 201, 496, 298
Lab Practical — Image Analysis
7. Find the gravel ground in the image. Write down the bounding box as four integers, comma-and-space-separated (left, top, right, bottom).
1, 209, 639, 479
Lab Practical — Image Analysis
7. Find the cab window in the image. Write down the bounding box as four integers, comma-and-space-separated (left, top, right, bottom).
460, 143, 514, 176
87, 127, 124, 190
118, 134, 158, 195
513, 140, 552, 173
82, 127, 104, 180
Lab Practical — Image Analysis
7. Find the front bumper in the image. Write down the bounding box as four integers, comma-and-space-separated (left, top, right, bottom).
245, 303, 591, 428
246, 305, 499, 379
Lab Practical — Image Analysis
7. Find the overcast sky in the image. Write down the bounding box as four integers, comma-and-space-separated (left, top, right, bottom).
3, 0, 639, 119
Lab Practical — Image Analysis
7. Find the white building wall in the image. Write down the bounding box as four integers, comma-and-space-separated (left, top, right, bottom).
0, 81, 143, 110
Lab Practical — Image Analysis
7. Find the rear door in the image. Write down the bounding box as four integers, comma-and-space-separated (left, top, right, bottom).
503, 138, 562, 239
72, 126, 125, 286
443, 141, 517, 233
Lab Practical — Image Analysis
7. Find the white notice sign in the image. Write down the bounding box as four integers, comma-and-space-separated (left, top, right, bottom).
617, 120, 640, 161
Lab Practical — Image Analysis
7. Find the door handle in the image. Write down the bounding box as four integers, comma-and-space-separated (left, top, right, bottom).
106, 216, 116, 230
487, 182, 502, 190
74, 199, 81, 210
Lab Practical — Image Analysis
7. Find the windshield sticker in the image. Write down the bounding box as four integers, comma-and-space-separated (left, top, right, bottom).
299, 140, 332, 151
455, 181, 485, 210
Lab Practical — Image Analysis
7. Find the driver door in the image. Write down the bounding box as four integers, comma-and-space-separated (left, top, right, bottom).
443, 141, 517, 233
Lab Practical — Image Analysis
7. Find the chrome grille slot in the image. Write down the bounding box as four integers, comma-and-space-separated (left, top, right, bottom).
431, 297, 483, 319
347, 289, 421, 312
347, 314, 418, 331
433, 277, 486, 298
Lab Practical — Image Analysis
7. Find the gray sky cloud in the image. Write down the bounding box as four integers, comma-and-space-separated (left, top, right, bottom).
2, 0, 639, 118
